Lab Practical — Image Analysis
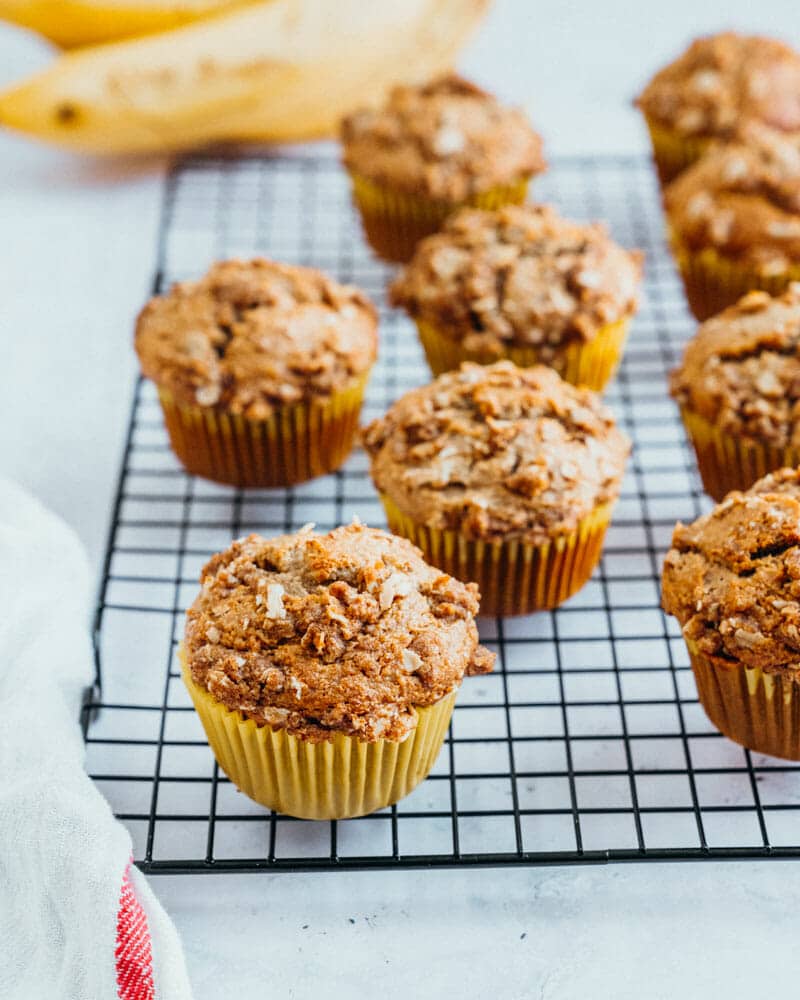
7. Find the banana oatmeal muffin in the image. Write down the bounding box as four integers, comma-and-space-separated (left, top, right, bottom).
182, 521, 494, 818
636, 32, 800, 184
671, 284, 800, 500
390, 203, 642, 390
363, 361, 630, 615
135, 257, 377, 487
665, 125, 800, 320
340, 74, 545, 261
662, 467, 800, 759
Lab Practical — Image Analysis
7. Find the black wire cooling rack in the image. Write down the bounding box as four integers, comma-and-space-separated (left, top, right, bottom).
84, 151, 800, 874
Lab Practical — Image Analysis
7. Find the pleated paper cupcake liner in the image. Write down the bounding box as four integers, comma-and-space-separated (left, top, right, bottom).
348, 171, 530, 263
644, 118, 710, 186
670, 237, 800, 321
686, 639, 800, 760
415, 317, 629, 392
156, 373, 369, 488
380, 495, 612, 616
681, 407, 800, 502
181, 654, 458, 820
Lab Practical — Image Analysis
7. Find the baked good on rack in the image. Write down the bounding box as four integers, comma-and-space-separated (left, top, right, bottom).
664, 126, 800, 320
363, 361, 630, 615
671, 284, 800, 500
389, 203, 642, 391
135, 257, 377, 487
636, 32, 800, 184
182, 521, 494, 818
662, 467, 800, 759
340, 74, 545, 262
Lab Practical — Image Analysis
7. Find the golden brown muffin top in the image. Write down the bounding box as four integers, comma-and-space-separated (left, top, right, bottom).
135, 258, 378, 418
664, 125, 800, 272
363, 362, 630, 545
340, 74, 545, 201
184, 522, 494, 743
389, 204, 642, 356
671, 285, 800, 446
636, 32, 800, 139
662, 468, 800, 673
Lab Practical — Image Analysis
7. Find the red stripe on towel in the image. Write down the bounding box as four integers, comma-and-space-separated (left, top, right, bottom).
115, 859, 155, 1000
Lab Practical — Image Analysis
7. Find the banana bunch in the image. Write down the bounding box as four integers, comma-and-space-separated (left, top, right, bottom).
0, 0, 489, 154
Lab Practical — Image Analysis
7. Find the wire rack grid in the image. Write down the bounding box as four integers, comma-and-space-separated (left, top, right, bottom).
85, 151, 800, 874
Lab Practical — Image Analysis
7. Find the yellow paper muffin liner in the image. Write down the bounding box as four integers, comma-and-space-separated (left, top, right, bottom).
348, 171, 530, 263
686, 639, 800, 760
415, 317, 629, 392
643, 118, 710, 186
670, 235, 800, 321
181, 653, 458, 820
680, 407, 800, 502
380, 494, 612, 616
156, 372, 369, 488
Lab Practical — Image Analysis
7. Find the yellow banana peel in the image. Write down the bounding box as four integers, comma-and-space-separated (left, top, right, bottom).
0, 0, 261, 49
0, 0, 490, 155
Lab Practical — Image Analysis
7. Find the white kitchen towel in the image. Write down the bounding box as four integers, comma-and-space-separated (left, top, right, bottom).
0, 478, 193, 1000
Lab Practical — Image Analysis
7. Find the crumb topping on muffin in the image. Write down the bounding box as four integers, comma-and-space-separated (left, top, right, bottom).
184, 522, 494, 743
135, 258, 377, 418
389, 204, 642, 355
665, 125, 800, 273
636, 32, 800, 138
340, 74, 545, 201
363, 362, 630, 544
671, 285, 800, 446
662, 468, 800, 672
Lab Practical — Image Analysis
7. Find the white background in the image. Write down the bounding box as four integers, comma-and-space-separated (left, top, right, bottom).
3, 3, 800, 997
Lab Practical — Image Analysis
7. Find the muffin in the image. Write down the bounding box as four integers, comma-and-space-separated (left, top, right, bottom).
636, 32, 800, 185
389, 204, 642, 391
671, 285, 800, 500
135, 258, 377, 487
340, 74, 545, 263
182, 522, 494, 819
662, 468, 800, 759
363, 362, 630, 616
665, 125, 800, 320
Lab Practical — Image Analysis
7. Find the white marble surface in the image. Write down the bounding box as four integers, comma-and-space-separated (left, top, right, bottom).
3, 2, 800, 996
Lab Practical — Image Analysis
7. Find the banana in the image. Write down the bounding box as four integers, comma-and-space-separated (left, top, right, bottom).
0, 1, 260, 49
0, 0, 489, 155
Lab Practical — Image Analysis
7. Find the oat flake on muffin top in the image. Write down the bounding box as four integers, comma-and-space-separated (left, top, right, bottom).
135, 258, 377, 419
363, 361, 630, 545
340, 74, 545, 202
389, 204, 642, 357
662, 468, 800, 672
636, 32, 800, 139
185, 522, 494, 743
671, 284, 800, 446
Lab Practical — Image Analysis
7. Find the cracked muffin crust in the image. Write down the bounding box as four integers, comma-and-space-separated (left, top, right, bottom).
363, 361, 630, 545
671, 284, 800, 446
135, 258, 378, 419
636, 32, 800, 141
340, 74, 545, 202
389, 204, 642, 356
184, 522, 494, 744
664, 126, 800, 275
662, 468, 800, 673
